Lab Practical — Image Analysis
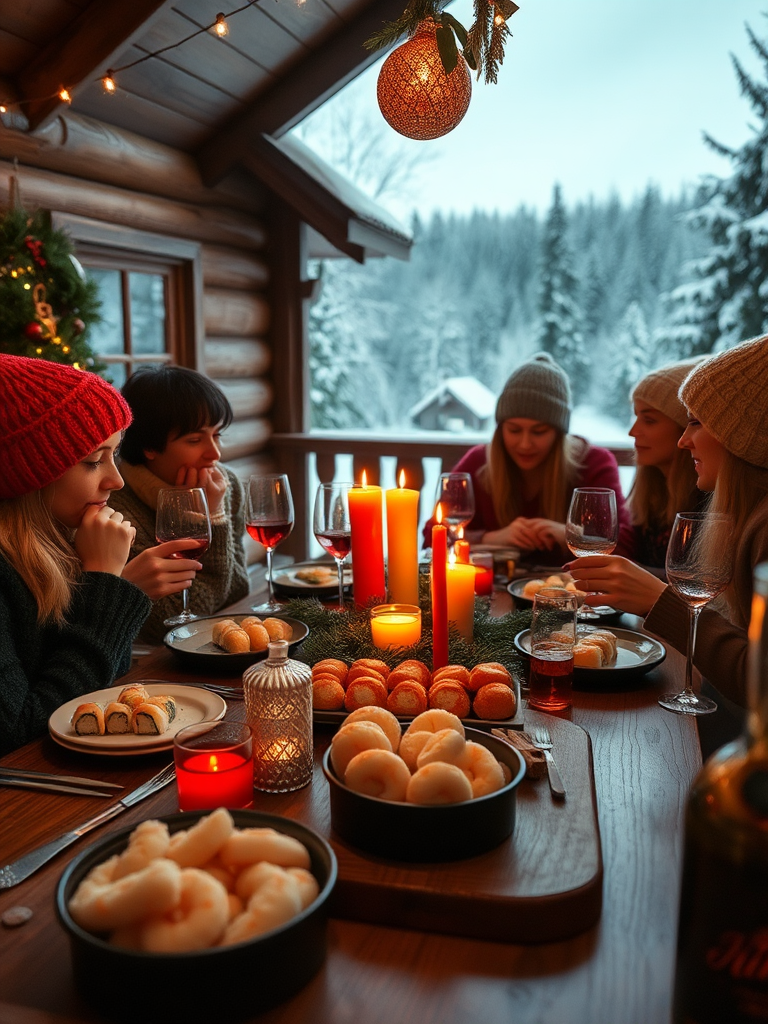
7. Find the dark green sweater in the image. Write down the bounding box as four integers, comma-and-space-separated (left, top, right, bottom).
0, 554, 151, 755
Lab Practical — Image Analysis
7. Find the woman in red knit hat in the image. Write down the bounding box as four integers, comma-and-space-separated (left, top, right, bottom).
0, 354, 199, 754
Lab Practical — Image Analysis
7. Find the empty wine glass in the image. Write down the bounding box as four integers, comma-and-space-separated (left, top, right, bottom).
659, 512, 733, 715
436, 472, 475, 547
313, 482, 352, 608
565, 487, 618, 622
155, 487, 212, 627
246, 474, 294, 614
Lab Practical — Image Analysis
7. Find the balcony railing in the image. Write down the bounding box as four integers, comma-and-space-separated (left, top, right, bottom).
270, 431, 635, 561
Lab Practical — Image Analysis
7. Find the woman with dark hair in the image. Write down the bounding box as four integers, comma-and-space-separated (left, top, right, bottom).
0, 355, 152, 753
112, 365, 249, 643
568, 334, 768, 708
440, 353, 633, 563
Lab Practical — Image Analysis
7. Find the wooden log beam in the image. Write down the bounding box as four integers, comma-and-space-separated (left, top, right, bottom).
204, 288, 270, 337
19, 0, 174, 131
218, 378, 273, 419
204, 338, 271, 378
197, 0, 408, 185
218, 417, 272, 462
0, 160, 267, 250
202, 244, 269, 290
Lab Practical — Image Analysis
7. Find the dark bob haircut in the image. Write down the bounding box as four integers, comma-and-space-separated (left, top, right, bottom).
119, 365, 233, 465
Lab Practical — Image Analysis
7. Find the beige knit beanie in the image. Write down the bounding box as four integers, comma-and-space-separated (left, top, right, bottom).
495, 352, 571, 432
679, 335, 768, 468
631, 356, 705, 428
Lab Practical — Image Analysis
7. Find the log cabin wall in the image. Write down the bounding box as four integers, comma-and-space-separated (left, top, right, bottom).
0, 113, 279, 565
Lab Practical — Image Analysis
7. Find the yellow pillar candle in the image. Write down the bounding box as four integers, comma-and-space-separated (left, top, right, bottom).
386, 470, 419, 605
446, 559, 476, 641
370, 604, 422, 650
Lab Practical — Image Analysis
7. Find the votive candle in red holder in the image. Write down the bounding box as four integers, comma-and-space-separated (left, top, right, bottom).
471, 552, 495, 596
349, 470, 386, 607
173, 721, 253, 811
431, 503, 448, 670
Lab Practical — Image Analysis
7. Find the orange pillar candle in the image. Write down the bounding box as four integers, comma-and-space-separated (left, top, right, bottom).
446, 556, 476, 641
386, 470, 419, 605
431, 504, 448, 670
349, 471, 386, 607
454, 539, 470, 564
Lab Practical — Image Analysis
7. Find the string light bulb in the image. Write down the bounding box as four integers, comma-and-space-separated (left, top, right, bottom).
58, 87, 72, 104
212, 13, 229, 37
102, 71, 117, 95
0, 105, 7, 114
494, 12, 505, 25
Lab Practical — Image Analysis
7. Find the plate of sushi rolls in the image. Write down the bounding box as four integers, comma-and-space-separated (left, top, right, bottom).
48, 682, 226, 755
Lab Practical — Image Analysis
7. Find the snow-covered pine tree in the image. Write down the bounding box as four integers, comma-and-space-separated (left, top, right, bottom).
535, 184, 591, 392
658, 20, 768, 357
607, 301, 651, 419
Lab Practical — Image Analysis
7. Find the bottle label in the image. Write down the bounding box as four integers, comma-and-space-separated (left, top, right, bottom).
675, 840, 768, 1023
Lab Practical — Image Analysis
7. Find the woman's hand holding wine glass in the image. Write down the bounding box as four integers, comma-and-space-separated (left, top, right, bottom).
155, 487, 212, 627
658, 512, 733, 716
565, 487, 618, 621
313, 482, 352, 608
247, 474, 294, 614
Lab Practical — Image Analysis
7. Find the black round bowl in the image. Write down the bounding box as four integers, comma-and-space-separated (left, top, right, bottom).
322, 728, 525, 863
56, 810, 337, 1024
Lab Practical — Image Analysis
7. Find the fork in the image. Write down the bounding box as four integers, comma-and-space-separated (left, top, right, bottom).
529, 724, 566, 799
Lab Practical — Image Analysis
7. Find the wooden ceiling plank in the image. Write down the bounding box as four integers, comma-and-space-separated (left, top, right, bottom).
0, 30, 37, 80
73, 87, 208, 151
169, 0, 305, 71
0, 1, 84, 46
18, 0, 174, 131
197, 0, 406, 185
176, 0, 336, 46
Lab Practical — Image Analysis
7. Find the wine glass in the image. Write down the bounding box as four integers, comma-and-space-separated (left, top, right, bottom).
313, 482, 352, 608
436, 472, 475, 547
658, 512, 733, 715
155, 487, 212, 627
565, 487, 618, 622
246, 474, 294, 614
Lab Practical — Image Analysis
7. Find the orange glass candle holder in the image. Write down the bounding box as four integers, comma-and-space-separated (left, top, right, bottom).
173, 721, 253, 812
370, 603, 422, 649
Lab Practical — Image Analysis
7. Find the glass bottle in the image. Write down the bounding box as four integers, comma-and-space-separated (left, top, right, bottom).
672, 561, 768, 1023
243, 640, 313, 793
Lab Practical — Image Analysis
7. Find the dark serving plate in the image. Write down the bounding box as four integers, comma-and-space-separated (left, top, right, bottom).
163, 614, 309, 673
272, 560, 352, 599
514, 626, 666, 689
323, 728, 525, 862
507, 574, 623, 624
56, 810, 337, 1024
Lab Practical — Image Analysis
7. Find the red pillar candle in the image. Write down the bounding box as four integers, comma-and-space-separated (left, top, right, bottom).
349, 471, 386, 607
431, 503, 449, 670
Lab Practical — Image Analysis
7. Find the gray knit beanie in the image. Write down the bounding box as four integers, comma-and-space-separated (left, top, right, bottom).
680, 335, 768, 468
495, 352, 571, 432
631, 356, 705, 428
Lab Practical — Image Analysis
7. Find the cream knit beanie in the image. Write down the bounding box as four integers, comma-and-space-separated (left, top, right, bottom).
679, 335, 768, 468
495, 352, 572, 432
631, 356, 705, 428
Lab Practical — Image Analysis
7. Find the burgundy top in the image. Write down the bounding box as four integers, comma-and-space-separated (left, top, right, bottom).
427, 439, 634, 564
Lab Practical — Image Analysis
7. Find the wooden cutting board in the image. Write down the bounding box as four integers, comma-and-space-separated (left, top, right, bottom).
261, 712, 602, 944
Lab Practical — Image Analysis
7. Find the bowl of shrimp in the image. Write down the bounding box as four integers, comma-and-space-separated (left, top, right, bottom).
322, 708, 526, 863
55, 808, 337, 1024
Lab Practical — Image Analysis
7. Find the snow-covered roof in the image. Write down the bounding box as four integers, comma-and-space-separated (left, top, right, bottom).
409, 376, 497, 420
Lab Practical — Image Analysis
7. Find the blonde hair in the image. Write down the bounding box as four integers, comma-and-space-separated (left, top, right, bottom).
628, 445, 700, 531
706, 452, 768, 619
0, 491, 80, 625
478, 428, 586, 525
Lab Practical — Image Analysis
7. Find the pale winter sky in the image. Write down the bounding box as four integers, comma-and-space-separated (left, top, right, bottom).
300, 0, 768, 220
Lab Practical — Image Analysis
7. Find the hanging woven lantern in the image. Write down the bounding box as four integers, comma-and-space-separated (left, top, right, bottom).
377, 19, 472, 141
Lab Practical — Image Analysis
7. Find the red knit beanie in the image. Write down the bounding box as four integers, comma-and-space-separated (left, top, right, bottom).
0, 354, 132, 499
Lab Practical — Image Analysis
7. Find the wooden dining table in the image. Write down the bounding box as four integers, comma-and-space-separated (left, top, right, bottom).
0, 584, 702, 1024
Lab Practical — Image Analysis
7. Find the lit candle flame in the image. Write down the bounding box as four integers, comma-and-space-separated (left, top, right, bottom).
208, 755, 220, 772
449, 549, 456, 566
457, 525, 464, 539
398, 468, 406, 489
436, 502, 443, 525
361, 470, 368, 489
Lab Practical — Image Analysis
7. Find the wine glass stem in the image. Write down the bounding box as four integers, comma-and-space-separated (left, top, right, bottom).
684, 605, 701, 697
266, 546, 275, 606
181, 586, 190, 617
335, 557, 345, 607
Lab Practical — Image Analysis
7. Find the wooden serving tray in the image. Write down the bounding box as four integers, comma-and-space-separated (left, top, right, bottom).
279, 712, 602, 944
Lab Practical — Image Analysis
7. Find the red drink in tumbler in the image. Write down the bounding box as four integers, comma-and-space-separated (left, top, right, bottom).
528, 645, 574, 711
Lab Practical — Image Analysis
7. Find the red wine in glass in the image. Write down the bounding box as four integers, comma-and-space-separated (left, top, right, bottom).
315, 530, 352, 562
246, 521, 293, 550
167, 538, 210, 559
247, 474, 295, 614
313, 483, 352, 608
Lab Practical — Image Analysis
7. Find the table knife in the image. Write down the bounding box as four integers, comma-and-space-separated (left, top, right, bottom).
0, 762, 175, 889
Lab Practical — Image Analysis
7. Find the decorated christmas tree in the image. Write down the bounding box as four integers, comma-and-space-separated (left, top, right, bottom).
0, 184, 103, 371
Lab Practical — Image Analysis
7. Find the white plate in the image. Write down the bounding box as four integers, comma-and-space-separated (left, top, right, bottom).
514, 626, 666, 680
48, 683, 227, 755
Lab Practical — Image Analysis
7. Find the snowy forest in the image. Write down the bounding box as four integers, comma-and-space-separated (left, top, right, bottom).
304, 20, 768, 434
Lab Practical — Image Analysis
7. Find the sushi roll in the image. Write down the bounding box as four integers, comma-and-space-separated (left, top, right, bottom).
117, 684, 149, 710
72, 702, 105, 736
132, 702, 169, 735
104, 701, 133, 734
146, 695, 177, 724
